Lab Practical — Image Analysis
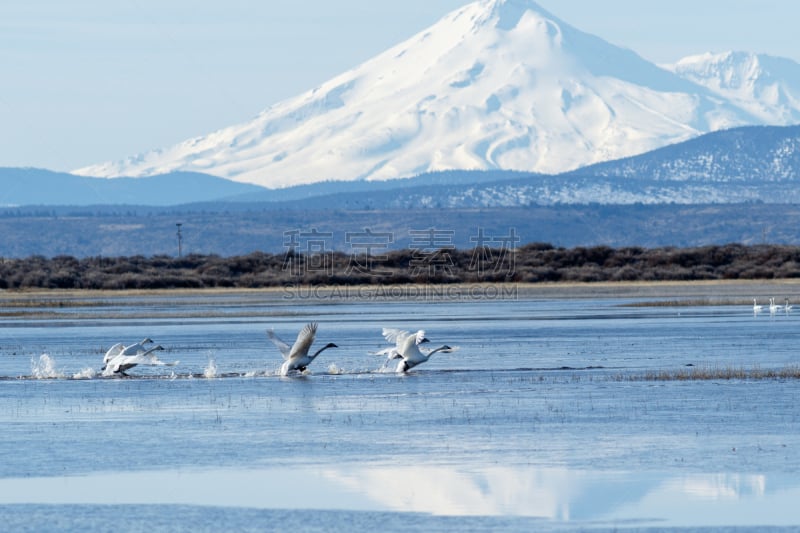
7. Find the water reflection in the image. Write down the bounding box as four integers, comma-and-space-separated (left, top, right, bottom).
0, 465, 796, 527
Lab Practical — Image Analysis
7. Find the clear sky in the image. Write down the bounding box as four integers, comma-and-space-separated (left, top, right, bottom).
1, 0, 796, 172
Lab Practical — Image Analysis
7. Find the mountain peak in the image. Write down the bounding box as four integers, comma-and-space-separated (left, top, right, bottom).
665, 51, 800, 123
481, 0, 552, 30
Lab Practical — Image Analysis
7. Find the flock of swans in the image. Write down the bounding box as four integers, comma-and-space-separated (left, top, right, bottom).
752, 297, 793, 315
101, 324, 452, 377
266, 323, 453, 376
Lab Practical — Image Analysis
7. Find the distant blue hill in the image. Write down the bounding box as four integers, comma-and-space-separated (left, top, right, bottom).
0, 168, 266, 206
220, 169, 533, 203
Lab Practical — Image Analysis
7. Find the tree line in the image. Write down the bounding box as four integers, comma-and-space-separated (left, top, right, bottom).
0, 243, 798, 290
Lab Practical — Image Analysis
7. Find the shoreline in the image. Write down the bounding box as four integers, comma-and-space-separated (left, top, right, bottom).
3, 279, 800, 302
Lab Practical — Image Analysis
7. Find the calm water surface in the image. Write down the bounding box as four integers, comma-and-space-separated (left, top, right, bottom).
1, 289, 799, 531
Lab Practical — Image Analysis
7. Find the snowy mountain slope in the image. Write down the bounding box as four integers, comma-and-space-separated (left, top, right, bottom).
74, 0, 760, 188
665, 51, 800, 124
571, 124, 800, 183
204, 125, 800, 207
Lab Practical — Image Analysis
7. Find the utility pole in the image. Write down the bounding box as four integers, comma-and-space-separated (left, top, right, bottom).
176, 223, 183, 257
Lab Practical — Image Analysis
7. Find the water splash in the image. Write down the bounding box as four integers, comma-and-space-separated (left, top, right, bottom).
31, 354, 63, 379
73, 367, 98, 379
203, 358, 218, 379
327, 363, 344, 375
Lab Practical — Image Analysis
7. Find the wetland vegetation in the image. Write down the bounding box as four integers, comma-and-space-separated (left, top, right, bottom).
1, 243, 800, 290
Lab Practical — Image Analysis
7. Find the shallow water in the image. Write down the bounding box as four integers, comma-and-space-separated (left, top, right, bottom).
1, 290, 799, 531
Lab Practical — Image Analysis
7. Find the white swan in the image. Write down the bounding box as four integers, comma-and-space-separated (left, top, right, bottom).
769, 297, 781, 315
102, 345, 177, 376
376, 328, 452, 373
267, 322, 337, 376
102, 338, 154, 368
752, 298, 763, 314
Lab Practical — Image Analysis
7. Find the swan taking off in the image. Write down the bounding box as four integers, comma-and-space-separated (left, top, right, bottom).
102, 337, 153, 368
101, 343, 177, 376
375, 328, 452, 373
267, 322, 337, 376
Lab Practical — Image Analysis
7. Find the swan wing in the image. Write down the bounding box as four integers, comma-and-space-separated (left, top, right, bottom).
382, 328, 412, 347
267, 329, 292, 359
370, 347, 402, 359
103, 354, 133, 374
290, 322, 318, 358
103, 343, 125, 363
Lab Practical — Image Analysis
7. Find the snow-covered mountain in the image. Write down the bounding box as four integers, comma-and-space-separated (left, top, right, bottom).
664, 51, 800, 124
75, 0, 799, 189
221, 125, 800, 207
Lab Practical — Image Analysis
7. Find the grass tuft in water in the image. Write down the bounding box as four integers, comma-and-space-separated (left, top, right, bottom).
616, 365, 800, 381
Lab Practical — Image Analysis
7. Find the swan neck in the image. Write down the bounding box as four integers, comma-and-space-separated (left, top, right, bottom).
312, 345, 334, 359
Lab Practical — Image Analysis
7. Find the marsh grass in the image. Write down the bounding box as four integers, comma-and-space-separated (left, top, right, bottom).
617, 365, 800, 382
625, 297, 798, 307
624, 298, 732, 307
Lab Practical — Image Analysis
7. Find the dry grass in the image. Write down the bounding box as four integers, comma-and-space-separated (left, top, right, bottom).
616, 365, 800, 381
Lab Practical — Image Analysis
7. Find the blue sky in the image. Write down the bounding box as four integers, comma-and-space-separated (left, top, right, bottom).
1, 0, 796, 172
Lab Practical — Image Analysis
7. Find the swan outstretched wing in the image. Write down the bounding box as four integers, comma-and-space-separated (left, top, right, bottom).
267, 329, 292, 359
370, 346, 402, 359
103, 343, 125, 364
290, 322, 318, 358
382, 328, 422, 347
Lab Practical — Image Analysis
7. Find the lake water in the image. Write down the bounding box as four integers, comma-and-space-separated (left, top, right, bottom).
1, 286, 799, 531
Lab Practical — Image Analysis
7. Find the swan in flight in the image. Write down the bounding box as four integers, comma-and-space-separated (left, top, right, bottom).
102, 338, 154, 369
752, 298, 763, 314
101, 344, 177, 376
375, 328, 452, 373
267, 322, 337, 376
